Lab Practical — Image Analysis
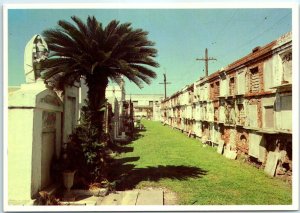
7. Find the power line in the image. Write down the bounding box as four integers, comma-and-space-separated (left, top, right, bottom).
212, 10, 273, 54
236, 13, 290, 49
210, 10, 238, 47
218, 12, 291, 61
167, 60, 199, 82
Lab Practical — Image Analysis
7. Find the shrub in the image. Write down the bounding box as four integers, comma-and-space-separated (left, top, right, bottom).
69, 102, 111, 183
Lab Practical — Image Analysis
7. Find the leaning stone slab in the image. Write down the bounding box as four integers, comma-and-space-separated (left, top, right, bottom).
264, 151, 279, 177
217, 140, 224, 154
225, 150, 237, 160
136, 190, 164, 205
224, 145, 232, 157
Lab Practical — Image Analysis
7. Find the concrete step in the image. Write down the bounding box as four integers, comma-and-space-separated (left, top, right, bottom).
136, 189, 164, 205
120, 190, 139, 205
96, 189, 164, 205
99, 192, 123, 205
60, 195, 99, 205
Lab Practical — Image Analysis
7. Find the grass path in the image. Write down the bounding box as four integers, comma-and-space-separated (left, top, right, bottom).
110, 120, 292, 205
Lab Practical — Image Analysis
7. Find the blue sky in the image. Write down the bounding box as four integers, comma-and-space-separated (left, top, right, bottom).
8, 8, 292, 96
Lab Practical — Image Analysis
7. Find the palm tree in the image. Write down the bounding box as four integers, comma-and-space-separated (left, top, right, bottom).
41, 16, 159, 134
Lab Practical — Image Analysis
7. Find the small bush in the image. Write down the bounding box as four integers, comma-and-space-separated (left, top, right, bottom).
69, 103, 111, 184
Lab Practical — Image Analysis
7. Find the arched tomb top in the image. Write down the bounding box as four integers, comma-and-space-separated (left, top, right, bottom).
9, 84, 63, 112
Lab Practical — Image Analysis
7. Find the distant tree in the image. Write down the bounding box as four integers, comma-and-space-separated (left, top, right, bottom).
41, 16, 159, 135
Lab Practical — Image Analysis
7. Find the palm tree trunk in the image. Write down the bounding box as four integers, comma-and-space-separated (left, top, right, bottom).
86, 74, 108, 137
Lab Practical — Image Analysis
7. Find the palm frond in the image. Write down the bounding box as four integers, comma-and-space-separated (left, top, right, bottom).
71, 16, 88, 36
41, 16, 159, 90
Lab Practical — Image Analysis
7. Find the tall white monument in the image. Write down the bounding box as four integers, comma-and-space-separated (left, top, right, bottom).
8, 35, 62, 205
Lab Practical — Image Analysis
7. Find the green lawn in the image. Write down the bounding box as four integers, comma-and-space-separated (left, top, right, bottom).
110, 120, 292, 205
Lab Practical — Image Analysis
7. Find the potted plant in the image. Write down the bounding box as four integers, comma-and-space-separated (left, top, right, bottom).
89, 180, 109, 197
88, 182, 101, 197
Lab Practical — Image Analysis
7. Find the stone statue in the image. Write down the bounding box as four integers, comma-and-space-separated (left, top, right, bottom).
24, 35, 49, 83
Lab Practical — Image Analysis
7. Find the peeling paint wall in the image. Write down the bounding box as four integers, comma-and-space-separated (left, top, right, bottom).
220, 76, 228, 97
247, 103, 258, 127
261, 96, 276, 129
275, 94, 292, 131
237, 68, 246, 94
263, 58, 274, 91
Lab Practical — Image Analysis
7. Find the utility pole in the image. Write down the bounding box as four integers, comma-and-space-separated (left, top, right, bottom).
159, 73, 171, 99
196, 48, 217, 77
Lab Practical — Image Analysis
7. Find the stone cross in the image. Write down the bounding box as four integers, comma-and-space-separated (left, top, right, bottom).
24, 34, 49, 83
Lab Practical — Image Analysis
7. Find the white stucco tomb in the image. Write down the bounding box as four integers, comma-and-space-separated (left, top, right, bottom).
8, 34, 63, 204
8, 82, 63, 204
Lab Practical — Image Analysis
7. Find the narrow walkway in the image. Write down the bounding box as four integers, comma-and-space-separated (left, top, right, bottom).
60, 189, 164, 205
97, 189, 163, 205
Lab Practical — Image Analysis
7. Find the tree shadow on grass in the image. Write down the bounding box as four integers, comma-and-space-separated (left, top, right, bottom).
132, 127, 146, 141
108, 127, 208, 190
113, 157, 140, 165
108, 128, 145, 154
109, 163, 208, 190
109, 143, 134, 154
